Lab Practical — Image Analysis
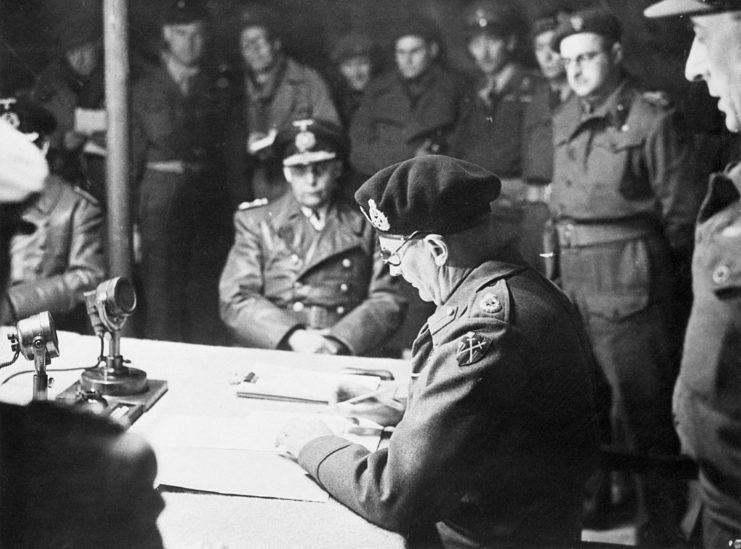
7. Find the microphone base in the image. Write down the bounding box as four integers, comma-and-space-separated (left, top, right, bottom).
80, 365, 148, 396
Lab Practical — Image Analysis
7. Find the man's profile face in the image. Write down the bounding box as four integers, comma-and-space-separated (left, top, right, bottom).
339, 55, 372, 92
65, 42, 101, 77
284, 159, 340, 209
685, 13, 741, 133
240, 26, 278, 74
163, 21, 206, 67
467, 32, 511, 77
378, 234, 436, 303
560, 32, 618, 98
395, 35, 436, 80
534, 30, 564, 81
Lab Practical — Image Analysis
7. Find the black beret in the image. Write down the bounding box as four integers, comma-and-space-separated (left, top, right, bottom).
551, 8, 622, 53
391, 16, 442, 46
56, 12, 102, 52
354, 155, 501, 236
331, 33, 374, 65
239, 5, 279, 38
463, 0, 526, 39
0, 97, 56, 138
276, 119, 347, 167
645, 0, 741, 17
162, 0, 209, 25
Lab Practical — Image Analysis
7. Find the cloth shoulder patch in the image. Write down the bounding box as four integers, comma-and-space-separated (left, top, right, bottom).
456, 331, 492, 367
238, 197, 269, 211
470, 279, 510, 321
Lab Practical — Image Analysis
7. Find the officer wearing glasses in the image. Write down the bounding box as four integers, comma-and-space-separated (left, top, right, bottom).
219, 118, 405, 356
278, 155, 599, 548
549, 8, 703, 542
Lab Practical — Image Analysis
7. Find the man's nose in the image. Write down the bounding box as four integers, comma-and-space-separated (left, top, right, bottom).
684, 37, 706, 83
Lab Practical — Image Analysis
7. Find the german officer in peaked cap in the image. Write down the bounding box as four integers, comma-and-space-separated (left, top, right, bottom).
278, 155, 598, 548
219, 118, 405, 356
644, 2, 741, 546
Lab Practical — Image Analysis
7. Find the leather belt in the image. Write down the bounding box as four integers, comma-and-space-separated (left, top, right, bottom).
146, 160, 208, 174
289, 303, 352, 330
556, 219, 658, 248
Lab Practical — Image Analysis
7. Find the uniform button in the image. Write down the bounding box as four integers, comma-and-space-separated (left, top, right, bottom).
291, 254, 300, 264
342, 258, 352, 269
339, 283, 349, 293
620, 124, 630, 132
445, 307, 454, 316
712, 264, 730, 284
336, 306, 346, 315
292, 302, 305, 312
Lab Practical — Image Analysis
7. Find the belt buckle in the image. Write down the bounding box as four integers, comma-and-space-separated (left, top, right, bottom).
564, 223, 575, 247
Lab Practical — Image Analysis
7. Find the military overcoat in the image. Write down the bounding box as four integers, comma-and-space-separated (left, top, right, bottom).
219, 192, 405, 355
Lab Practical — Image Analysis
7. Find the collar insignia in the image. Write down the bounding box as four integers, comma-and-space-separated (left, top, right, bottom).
368, 199, 390, 231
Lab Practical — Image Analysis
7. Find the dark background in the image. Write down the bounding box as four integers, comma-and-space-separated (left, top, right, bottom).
0, 0, 726, 135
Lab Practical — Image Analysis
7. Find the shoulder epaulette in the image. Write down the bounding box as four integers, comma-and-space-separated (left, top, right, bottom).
238, 197, 269, 211
641, 90, 672, 109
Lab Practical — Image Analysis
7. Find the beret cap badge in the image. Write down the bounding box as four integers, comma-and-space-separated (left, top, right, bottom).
368, 199, 390, 231
295, 130, 316, 153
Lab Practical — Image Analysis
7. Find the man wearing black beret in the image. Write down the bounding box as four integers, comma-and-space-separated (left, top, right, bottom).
644, 2, 741, 547
219, 118, 405, 356
279, 155, 599, 547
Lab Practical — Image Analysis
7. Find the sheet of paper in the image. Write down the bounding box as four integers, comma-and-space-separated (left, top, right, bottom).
148, 411, 382, 502
236, 364, 379, 403
74, 108, 107, 135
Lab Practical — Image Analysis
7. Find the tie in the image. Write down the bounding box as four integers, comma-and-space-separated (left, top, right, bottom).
308, 209, 324, 231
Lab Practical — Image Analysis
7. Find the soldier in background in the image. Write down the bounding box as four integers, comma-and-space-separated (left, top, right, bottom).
220, 119, 405, 356
31, 10, 106, 201
521, 10, 571, 277
131, 0, 232, 343
350, 16, 466, 355
225, 5, 340, 209
450, 0, 543, 273
645, 1, 741, 547
329, 32, 379, 128
550, 9, 703, 544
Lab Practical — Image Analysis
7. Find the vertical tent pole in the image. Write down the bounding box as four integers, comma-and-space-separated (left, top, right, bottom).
103, 0, 131, 281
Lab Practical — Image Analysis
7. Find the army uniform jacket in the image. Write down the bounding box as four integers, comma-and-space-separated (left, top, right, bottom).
218, 192, 405, 355
131, 62, 230, 182
551, 78, 701, 255
349, 65, 467, 178
225, 57, 340, 207
450, 65, 537, 179
298, 261, 598, 545
522, 78, 564, 185
674, 164, 741, 532
5, 174, 105, 320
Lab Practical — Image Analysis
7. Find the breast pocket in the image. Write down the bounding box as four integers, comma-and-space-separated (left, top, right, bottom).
594, 132, 651, 201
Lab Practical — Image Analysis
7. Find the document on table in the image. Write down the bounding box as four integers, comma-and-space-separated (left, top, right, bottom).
148, 411, 383, 502
236, 364, 380, 403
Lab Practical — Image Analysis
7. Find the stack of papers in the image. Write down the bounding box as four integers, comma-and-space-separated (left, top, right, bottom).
236, 364, 380, 403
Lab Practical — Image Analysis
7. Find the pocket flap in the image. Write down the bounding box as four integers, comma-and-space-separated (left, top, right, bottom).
583, 292, 649, 321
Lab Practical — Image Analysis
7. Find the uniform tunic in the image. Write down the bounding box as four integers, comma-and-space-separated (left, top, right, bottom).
225, 56, 340, 207
219, 192, 405, 355
675, 164, 741, 545
298, 260, 598, 547
349, 64, 466, 178
5, 174, 104, 327
551, 77, 701, 536
131, 61, 231, 342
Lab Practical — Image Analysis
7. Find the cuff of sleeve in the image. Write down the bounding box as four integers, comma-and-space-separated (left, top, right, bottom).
298, 435, 356, 480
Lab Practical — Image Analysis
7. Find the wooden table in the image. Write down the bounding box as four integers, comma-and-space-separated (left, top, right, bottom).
0, 331, 408, 549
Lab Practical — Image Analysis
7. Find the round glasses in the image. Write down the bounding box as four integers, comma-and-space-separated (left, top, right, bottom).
379, 231, 424, 267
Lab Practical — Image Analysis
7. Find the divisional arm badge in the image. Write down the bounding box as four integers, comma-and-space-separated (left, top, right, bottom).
456, 331, 491, 367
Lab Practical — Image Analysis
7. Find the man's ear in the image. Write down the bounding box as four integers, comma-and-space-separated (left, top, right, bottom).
610, 42, 624, 66
423, 234, 448, 266
429, 41, 439, 60
162, 26, 173, 45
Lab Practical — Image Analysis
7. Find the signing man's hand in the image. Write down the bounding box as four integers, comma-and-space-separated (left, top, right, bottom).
331, 379, 406, 427
276, 417, 333, 459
